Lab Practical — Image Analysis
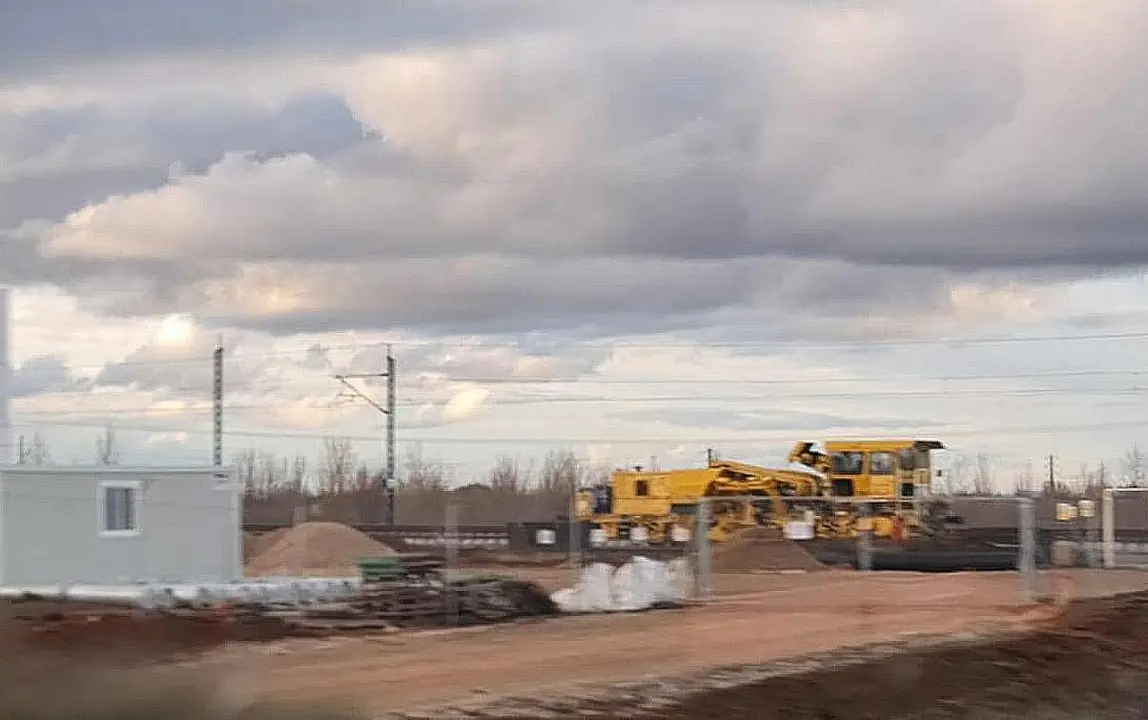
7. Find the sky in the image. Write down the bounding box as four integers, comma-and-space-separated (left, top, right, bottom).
3, 0, 1148, 489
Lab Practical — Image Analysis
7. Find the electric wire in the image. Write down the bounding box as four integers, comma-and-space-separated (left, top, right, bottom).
50, 327, 1148, 370
11, 416, 1148, 444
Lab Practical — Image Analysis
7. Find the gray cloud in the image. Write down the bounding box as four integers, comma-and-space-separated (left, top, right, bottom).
10, 355, 78, 398
0, 91, 364, 228
10, 1, 1148, 338
93, 325, 235, 395
0, 1, 561, 81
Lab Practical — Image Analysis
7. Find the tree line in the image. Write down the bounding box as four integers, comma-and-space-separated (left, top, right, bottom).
237, 437, 609, 526
12, 426, 1148, 523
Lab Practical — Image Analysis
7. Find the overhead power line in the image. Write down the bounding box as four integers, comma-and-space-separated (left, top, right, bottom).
55, 327, 1148, 370
13, 416, 1148, 444
12, 383, 1148, 420
433, 368, 1148, 385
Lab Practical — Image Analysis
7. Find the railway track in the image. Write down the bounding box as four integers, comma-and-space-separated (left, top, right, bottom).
244, 523, 514, 552
244, 522, 1148, 558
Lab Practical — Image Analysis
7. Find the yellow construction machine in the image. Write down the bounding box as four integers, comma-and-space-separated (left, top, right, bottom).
575, 439, 953, 544
786, 439, 954, 539
574, 455, 824, 544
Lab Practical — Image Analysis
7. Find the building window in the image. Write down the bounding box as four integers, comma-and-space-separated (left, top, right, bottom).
101, 483, 140, 535
635, 479, 649, 497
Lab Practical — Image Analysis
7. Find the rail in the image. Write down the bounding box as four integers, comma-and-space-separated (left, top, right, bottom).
242, 520, 1148, 557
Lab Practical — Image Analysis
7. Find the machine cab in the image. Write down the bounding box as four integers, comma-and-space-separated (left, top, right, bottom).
822, 440, 944, 499
574, 484, 613, 520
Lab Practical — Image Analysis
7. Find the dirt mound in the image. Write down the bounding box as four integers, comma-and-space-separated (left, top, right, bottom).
245, 522, 396, 577
242, 528, 290, 562
712, 526, 825, 573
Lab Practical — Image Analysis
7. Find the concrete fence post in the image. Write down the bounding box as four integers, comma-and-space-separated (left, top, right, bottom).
695, 499, 711, 600
1017, 496, 1036, 601
1102, 488, 1116, 569
445, 499, 459, 625
568, 492, 582, 569
856, 501, 873, 572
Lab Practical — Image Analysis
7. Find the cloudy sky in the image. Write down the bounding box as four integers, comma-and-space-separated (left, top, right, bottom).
3, 0, 1148, 487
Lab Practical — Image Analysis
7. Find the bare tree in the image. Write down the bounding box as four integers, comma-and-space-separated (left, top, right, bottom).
255, 451, 280, 495
538, 450, 583, 493
402, 444, 448, 491
488, 455, 523, 493
96, 425, 120, 465
1077, 462, 1093, 495
943, 454, 971, 495
286, 454, 308, 493
1011, 460, 1036, 496
971, 454, 994, 495
1121, 445, 1146, 487
235, 449, 259, 496
321, 436, 358, 493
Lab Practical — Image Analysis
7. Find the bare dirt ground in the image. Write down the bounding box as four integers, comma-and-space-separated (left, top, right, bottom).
194, 569, 1148, 716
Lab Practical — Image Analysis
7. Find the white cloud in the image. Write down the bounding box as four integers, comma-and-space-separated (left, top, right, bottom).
947, 282, 1054, 324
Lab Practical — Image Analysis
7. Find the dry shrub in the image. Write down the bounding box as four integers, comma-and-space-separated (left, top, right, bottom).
0, 606, 365, 720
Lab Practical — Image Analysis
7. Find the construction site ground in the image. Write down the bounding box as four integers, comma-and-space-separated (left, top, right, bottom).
185, 568, 1148, 717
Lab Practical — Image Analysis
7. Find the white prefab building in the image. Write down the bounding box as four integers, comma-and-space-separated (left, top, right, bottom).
0, 466, 241, 586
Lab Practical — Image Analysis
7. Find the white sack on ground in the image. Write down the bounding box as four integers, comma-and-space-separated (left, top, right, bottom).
551, 562, 615, 613
551, 556, 691, 613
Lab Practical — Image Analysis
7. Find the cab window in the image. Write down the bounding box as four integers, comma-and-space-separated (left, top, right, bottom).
830, 451, 864, 475
635, 479, 649, 497
869, 451, 896, 475
898, 449, 917, 470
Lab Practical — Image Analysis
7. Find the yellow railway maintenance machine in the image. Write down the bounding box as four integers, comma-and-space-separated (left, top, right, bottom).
575, 439, 952, 544
787, 438, 952, 539
573, 456, 824, 544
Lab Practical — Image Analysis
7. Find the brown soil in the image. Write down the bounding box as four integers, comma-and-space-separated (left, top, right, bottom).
0, 600, 313, 661
649, 590, 1148, 719
242, 528, 291, 562
203, 569, 1086, 714
10, 569, 1148, 718
245, 521, 396, 577
711, 526, 826, 572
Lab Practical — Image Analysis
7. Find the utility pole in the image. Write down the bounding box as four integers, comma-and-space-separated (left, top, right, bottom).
212, 340, 224, 468
334, 346, 397, 524
1047, 454, 1056, 495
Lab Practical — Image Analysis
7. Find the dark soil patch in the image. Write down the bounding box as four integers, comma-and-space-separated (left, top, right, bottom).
653, 591, 1148, 719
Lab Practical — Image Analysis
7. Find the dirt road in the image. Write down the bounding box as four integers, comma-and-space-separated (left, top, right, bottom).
196, 569, 1148, 715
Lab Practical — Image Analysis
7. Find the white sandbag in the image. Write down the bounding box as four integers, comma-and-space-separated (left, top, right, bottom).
609, 562, 642, 611
551, 556, 690, 613
666, 557, 694, 599
551, 562, 615, 612
614, 556, 666, 609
